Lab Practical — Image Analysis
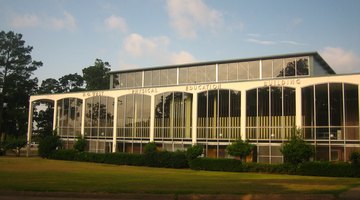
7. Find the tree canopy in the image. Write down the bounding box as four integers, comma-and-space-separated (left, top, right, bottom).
0, 31, 42, 140
82, 59, 111, 90
226, 139, 254, 161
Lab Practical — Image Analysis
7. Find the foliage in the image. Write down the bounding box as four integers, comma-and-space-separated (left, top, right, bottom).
37, 78, 63, 94
297, 162, 360, 177
38, 133, 62, 158
280, 129, 314, 166
144, 151, 188, 168
350, 151, 360, 165
73, 136, 87, 152
0, 31, 42, 140
59, 73, 84, 92
190, 158, 243, 172
186, 144, 203, 161
2, 135, 27, 156
226, 139, 254, 161
143, 142, 157, 154
82, 59, 110, 90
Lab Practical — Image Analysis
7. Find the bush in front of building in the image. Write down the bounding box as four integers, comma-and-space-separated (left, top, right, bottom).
73, 136, 87, 152
186, 144, 203, 161
144, 150, 188, 168
189, 157, 243, 172
226, 139, 254, 162
296, 162, 360, 177
280, 130, 314, 166
350, 151, 360, 165
38, 134, 62, 158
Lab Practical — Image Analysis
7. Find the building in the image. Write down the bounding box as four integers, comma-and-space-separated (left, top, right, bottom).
27, 52, 360, 163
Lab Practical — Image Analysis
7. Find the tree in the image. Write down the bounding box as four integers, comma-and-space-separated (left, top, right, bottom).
186, 144, 203, 161
38, 78, 63, 94
73, 136, 87, 152
226, 139, 254, 162
143, 142, 157, 154
0, 31, 42, 141
38, 132, 62, 158
280, 129, 314, 166
59, 73, 84, 92
82, 59, 111, 90
3, 135, 27, 157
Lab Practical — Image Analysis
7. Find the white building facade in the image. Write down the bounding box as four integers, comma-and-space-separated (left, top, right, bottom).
27, 52, 360, 163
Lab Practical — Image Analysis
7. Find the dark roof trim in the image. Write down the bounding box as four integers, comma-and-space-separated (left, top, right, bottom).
109, 52, 335, 74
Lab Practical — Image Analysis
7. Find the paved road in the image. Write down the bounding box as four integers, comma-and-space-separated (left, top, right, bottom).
0, 187, 359, 200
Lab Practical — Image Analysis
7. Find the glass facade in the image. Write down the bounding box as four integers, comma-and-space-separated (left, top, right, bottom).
302, 83, 359, 161
154, 92, 192, 151
84, 96, 114, 153
56, 98, 82, 149
117, 94, 151, 154
112, 56, 310, 89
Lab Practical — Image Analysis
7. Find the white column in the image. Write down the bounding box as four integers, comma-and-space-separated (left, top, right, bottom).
26, 100, 34, 157
295, 87, 302, 130
52, 99, 58, 131
150, 95, 155, 142
112, 97, 118, 152
241, 90, 246, 140
192, 92, 198, 145
81, 98, 86, 138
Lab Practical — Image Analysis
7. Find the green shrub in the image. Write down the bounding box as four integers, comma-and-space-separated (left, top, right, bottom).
143, 142, 157, 154
226, 139, 254, 161
280, 130, 314, 166
73, 137, 87, 152
49, 149, 77, 160
350, 151, 360, 165
297, 162, 359, 177
38, 134, 62, 158
190, 158, 243, 172
144, 151, 188, 168
186, 144, 203, 161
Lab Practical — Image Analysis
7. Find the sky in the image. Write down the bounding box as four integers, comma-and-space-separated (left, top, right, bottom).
1, 0, 360, 82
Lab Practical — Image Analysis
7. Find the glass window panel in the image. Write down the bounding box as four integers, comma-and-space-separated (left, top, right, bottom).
258, 87, 269, 116
206, 65, 216, 82
316, 84, 328, 126
155, 94, 164, 127
208, 90, 217, 118
168, 68, 177, 85
218, 64, 228, 81
119, 73, 126, 88
218, 90, 229, 118
330, 83, 343, 126
271, 87, 282, 117
273, 59, 284, 78
126, 73, 135, 87
296, 57, 309, 76
179, 68, 188, 84
85, 98, 92, 127
197, 92, 207, 119
135, 72, 142, 87
228, 63, 238, 81
188, 67, 197, 83
152, 70, 160, 86
160, 69, 168, 85
197, 66, 206, 83
144, 71, 152, 86
302, 86, 314, 126
262, 60, 273, 79
117, 96, 125, 128
345, 84, 359, 126
163, 92, 173, 127
134, 95, 142, 127
112, 74, 120, 89
125, 95, 134, 127
284, 58, 295, 76
238, 62, 248, 80
99, 96, 107, 127
142, 95, 151, 127
249, 61, 260, 79
230, 91, 241, 117
284, 87, 295, 116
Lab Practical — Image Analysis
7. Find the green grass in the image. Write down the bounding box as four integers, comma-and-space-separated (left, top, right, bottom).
0, 157, 359, 195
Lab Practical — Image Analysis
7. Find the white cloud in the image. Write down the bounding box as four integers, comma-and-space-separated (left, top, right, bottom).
10, 12, 77, 31
320, 47, 360, 73
50, 12, 77, 31
104, 15, 127, 33
166, 0, 223, 39
246, 38, 276, 45
122, 33, 196, 66
280, 40, 307, 46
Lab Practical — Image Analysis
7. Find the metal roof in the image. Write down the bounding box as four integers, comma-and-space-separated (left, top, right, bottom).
108, 52, 335, 74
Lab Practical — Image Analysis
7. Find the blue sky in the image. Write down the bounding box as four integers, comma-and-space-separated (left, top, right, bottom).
1, 0, 360, 82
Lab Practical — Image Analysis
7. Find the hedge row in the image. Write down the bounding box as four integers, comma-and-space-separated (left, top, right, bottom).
190, 158, 360, 177
49, 149, 188, 168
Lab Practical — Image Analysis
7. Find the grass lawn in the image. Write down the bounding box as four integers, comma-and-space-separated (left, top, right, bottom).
0, 157, 359, 195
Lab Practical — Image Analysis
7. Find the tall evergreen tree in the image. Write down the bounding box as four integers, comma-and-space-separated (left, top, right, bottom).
0, 31, 42, 140
82, 59, 111, 90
